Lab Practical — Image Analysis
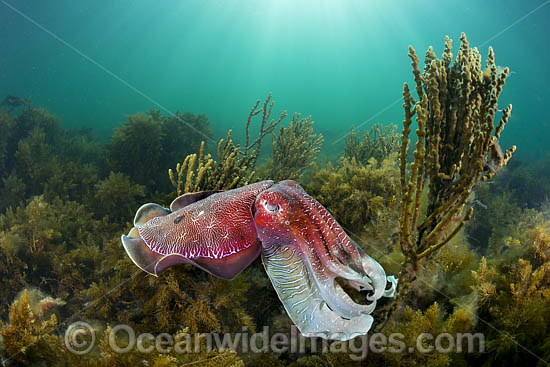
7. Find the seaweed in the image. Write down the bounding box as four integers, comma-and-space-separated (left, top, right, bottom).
43, 161, 100, 204
91, 171, 145, 223
306, 154, 400, 239
270, 113, 323, 182
169, 94, 288, 194
0, 109, 14, 176
0, 195, 114, 316
243, 93, 288, 171
107, 109, 212, 192
0, 95, 30, 112
1, 30, 547, 365
379, 33, 516, 330
382, 302, 476, 367
169, 131, 256, 194
0, 290, 244, 366
0, 103, 106, 213
344, 123, 400, 165
470, 215, 550, 365
0, 174, 26, 213
0, 289, 60, 365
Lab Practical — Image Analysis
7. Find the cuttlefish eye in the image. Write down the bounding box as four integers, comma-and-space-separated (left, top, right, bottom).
262, 200, 280, 213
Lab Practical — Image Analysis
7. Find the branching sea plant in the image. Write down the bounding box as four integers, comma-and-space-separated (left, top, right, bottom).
169, 93, 288, 194
270, 113, 323, 181
344, 122, 400, 165
168, 131, 254, 194
244, 93, 288, 170
378, 33, 516, 329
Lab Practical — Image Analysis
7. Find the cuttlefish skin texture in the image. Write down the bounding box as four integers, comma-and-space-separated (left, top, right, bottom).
122, 180, 396, 341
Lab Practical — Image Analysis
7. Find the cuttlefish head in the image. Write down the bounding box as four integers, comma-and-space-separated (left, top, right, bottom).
254, 180, 397, 341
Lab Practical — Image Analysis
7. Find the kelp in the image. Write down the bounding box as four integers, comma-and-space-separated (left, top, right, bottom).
1, 290, 60, 365
43, 162, 100, 204
0, 174, 26, 214
0, 104, 106, 213
0, 289, 244, 366
0, 196, 111, 316
243, 93, 288, 171
0, 109, 14, 175
91, 171, 145, 223
0, 99, 262, 366
467, 156, 550, 255
373, 194, 550, 367
0, 95, 30, 112
382, 302, 476, 367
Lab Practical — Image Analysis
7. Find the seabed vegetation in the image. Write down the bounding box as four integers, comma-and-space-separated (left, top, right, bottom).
1, 34, 549, 366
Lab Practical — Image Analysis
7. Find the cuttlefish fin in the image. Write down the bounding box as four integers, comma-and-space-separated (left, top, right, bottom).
192, 242, 261, 280
121, 229, 191, 277
124, 203, 190, 276
134, 203, 170, 226
126, 198, 261, 279
122, 230, 261, 279
169, 191, 223, 212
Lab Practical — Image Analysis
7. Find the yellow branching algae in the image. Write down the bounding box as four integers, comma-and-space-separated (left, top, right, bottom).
270, 113, 323, 181
379, 33, 516, 329
344, 123, 401, 165
4, 32, 548, 366
306, 154, 400, 250
169, 131, 255, 194
1, 290, 60, 365
169, 94, 287, 194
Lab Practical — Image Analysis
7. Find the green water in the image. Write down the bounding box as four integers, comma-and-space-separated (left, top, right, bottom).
1, 0, 548, 159
2, 2, 550, 366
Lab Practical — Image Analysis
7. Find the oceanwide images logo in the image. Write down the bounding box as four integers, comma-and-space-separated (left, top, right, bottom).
64, 322, 485, 360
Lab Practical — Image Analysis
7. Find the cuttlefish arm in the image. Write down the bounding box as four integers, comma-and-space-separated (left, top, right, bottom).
261, 241, 376, 340
121, 180, 274, 279
122, 179, 396, 340
254, 180, 397, 341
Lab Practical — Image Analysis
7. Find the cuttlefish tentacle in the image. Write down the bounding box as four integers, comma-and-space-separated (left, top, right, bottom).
261, 239, 374, 340
254, 181, 397, 340
278, 181, 392, 303
278, 181, 390, 301
122, 180, 397, 341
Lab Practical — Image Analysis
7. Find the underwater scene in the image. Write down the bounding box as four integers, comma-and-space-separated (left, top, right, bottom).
1, 0, 550, 366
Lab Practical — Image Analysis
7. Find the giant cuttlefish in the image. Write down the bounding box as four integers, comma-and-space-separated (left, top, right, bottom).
122, 180, 397, 341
